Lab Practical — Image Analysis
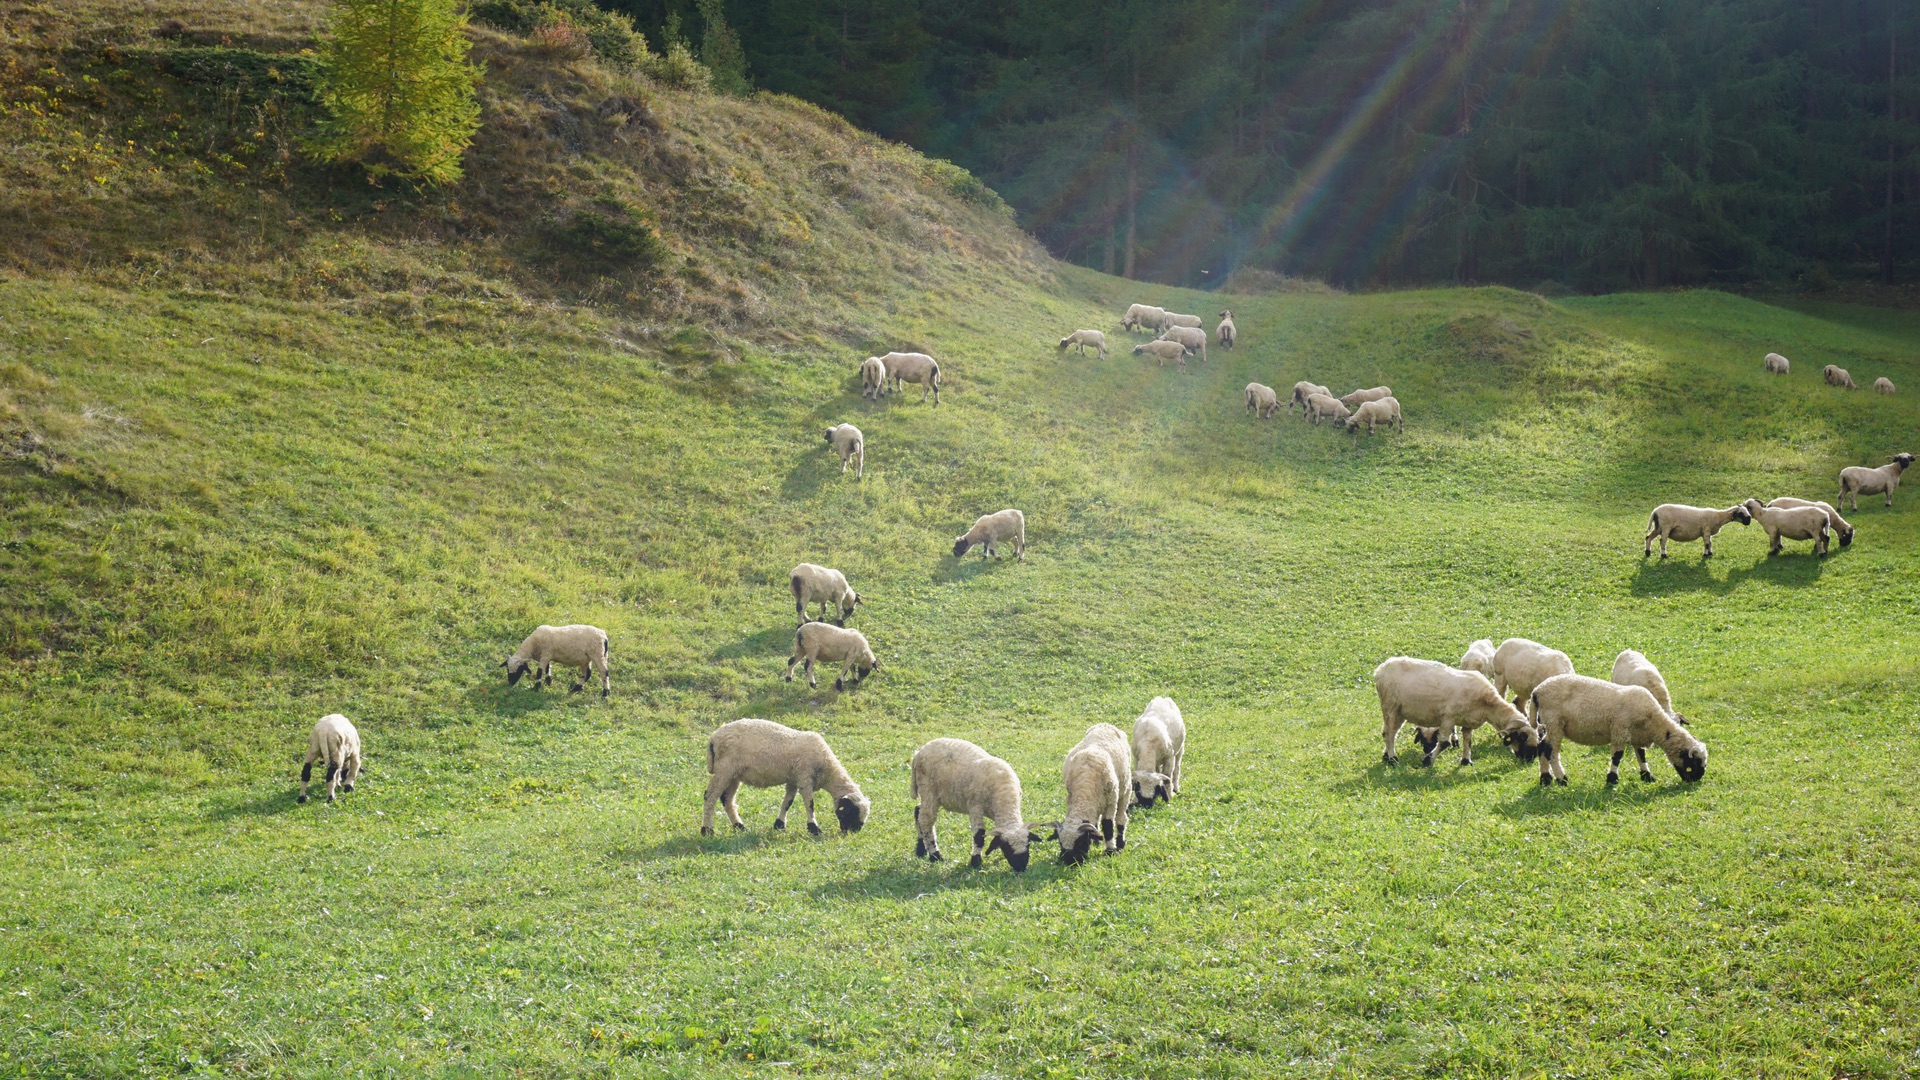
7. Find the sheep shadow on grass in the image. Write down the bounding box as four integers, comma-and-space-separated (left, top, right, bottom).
811, 861, 1058, 901
1493, 773, 1704, 819
781, 445, 862, 501
606, 831, 777, 864
1629, 551, 1829, 597
206, 787, 304, 820
933, 552, 1017, 584
1332, 756, 1536, 794
714, 624, 796, 662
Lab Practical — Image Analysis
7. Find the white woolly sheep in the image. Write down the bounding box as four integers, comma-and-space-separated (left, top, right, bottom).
1058, 329, 1109, 359
1839, 453, 1915, 510
1133, 338, 1191, 371
1304, 393, 1351, 426
1338, 385, 1393, 410
1823, 364, 1858, 390
702, 718, 870, 837
298, 713, 362, 804
789, 562, 862, 626
503, 624, 611, 697
1058, 723, 1130, 864
824, 423, 864, 479
1245, 382, 1280, 419
1459, 638, 1496, 681
1122, 304, 1168, 332
1490, 637, 1574, 707
1874, 376, 1896, 395
1642, 502, 1753, 558
1766, 497, 1854, 547
1158, 324, 1208, 364
1610, 649, 1683, 724
1374, 657, 1545, 767
1763, 352, 1790, 374
1161, 311, 1203, 330
1742, 497, 1831, 556
1344, 396, 1402, 434
1216, 310, 1237, 349
909, 737, 1040, 871
1528, 673, 1707, 786
1131, 696, 1185, 806
859, 356, 888, 400
784, 622, 878, 690
1289, 381, 1332, 412
880, 351, 942, 404
952, 508, 1026, 561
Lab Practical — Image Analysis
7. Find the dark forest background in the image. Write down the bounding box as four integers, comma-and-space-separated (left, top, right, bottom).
602, 0, 1916, 291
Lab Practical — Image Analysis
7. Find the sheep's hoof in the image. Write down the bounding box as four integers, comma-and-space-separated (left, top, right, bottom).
1114, 837, 1126, 851
701, 826, 714, 837
773, 819, 786, 830
1606, 773, 1619, 786
914, 837, 926, 857
1555, 777, 1569, 786
1458, 757, 1473, 767
1382, 754, 1397, 766
968, 854, 982, 870
601, 688, 608, 699
568, 684, 582, 694
808, 822, 823, 837
733, 821, 746, 832
1538, 774, 1553, 787
343, 783, 355, 793
296, 794, 307, 804
833, 678, 845, 691
927, 851, 944, 863
1641, 772, 1655, 783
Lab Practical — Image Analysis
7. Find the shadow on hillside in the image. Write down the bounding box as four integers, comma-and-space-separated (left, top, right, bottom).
715, 625, 795, 662
1330, 756, 1534, 793
934, 553, 1020, 583
206, 788, 301, 820
1492, 775, 1702, 818
782, 446, 869, 501
607, 830, 789, 863
810, 861, 1056, 901
1629, 551, 1831, 596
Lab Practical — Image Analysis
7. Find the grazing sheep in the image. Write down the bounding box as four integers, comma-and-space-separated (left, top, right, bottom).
1742, 497, 1831, 556
1216, 310, 1237, 349
1122, 304, 1168, 332
1245, 382, 1280, 418
1528, 673, 1707, 786
789, 563, 862, 627
1642, 502, 1753, 558
1303, 393, 1351, 426
909, 737, 1039, 871
859, 356, 888, 400
1338, 386, 1393, 410
1131, 696, 1185, 806
1158, 324, 1208, 364
1133, 338, 1191, 372
1874, 376, 1896, 395
1610, 649, 1683, 724
953, 508, 1026, 561
503, 624, 611, 698
1490, 637, 1574, 707
298, 713, 362, 804
1161, 311, 1204, 330
1763, 352, 1790, 375
1058, 724, 1130, 864
1344, 396, 1403, 434
1374, 657, 1544, 767
1289, 381, 1332, 413
1058, 329, 1110, 359
1766, 497, 1854, 547
1823, 364, 1858, 390
824, 423, 864, 479
880, 351, 942, 404
1459, 638, 1497, 681
702, 718, 870, 837
1839, 453, 1915, 510
784, 622, 878, 690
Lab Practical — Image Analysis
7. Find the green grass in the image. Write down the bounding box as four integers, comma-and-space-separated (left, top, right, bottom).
3, 268, 1919, 1077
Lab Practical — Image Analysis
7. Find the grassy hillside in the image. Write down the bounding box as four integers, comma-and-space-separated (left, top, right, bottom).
6, 2, 1920, 1077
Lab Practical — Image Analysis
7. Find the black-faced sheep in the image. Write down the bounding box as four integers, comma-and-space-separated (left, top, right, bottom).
789, 563, 861, 627
824, 423, 864, 479
1133, 338, 1190, 371
1763, 352, 1789, 374
1059, 723, 1130, 864
953, 508, 1026, 561
1490, 637, 1574, 707
1304, 393, 1351, 426
1528, 673, 1707, 786
1245, 383, 1280, 418
1839, 453, 1914, 510
1823, 364, 1858, 390
298, 713, 362, 804
1058, 330, 1109, 359
1158, 325, 1208, 364
1344, 396, 1402, 434
880, 351, 942, 404
1874, 376, 1896, 395
702, 718, 870, 837
909, 737, 1040, 871
503, 624, 611, 697
1642, 502, 1752, 558
784, 622, 878, 690
1131, 696, 1185, 806
1374, 657, 1544, 767
1766, 497, 1854, 547
1742, 497, 1830, 556
1610, 649, 1683, 724
859, 356, 888, 400
1216, 311, 1236, 349
1289, 381, 1332, 413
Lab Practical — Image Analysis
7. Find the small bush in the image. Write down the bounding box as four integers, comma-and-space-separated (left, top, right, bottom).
921, 158, 1008, 215
471, 0, 653, 69
527, 18, 592, 60
546, 199, 670, 274
641, 41, 713, 92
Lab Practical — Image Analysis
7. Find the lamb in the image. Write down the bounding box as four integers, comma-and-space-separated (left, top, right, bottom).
1763, 352, 1790, 374
1823, 364, 1858, 390
1344, 396, 1402, 434
909, 737, 1040, 871
1338, 385, 1393, 410
880, 351, 942, 404
701, 718, 871, 837
824, 423, 864, 479
1158, 324, 1208, 364
783, 622, 878, 690
1839, 453, 1915, 509
1057, 724, 1130, 864
1459, 638, 1496, 681
1766, 497, 1854, 547
1528, 673, 1707, 786
1490, 637, 1575, 707
1642, 502, 1753, 558
1741, 497, 1831, 556
1244, 382, 1280, 419
952, 508, 1026, 561
1121, 304, 1168, 332
1133, 338, 1191, 372
1057, 329, 1109, 359
859, 356, 888, 400
1610, 649, 1683, 724
1161, 311, 1204, 330
1303, 393, 1351, 426
1130, 696, 1185, 806
1216, 310, 1237, 349
788, 562, 862, 626
1289, 381, 1332, 412
1374, 657, 1545, 767
1874, 376, 1896, 395
298, 713, 363, 804
502, 624, 611, 698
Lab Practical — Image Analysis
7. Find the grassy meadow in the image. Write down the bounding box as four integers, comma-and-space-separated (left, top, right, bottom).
3, 268, 1919, 1077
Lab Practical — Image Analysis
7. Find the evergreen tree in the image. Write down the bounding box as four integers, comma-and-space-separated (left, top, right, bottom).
697, 0, 751, 95
313, 0, 483, 185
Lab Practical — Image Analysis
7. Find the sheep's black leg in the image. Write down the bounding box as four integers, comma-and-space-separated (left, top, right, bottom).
1636, 747, 1654, 782
1607, 750, 1623, 785
1100, 818, 1114, 844
970, 827, 985, 869
298, 758, 313, 803
804, 791, 822, 837
324, 762, 339, 802
774, 783, 797, 829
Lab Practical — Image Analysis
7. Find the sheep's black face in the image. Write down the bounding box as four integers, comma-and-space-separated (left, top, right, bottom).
987, 835, 1031, 872
1507, 730, 1546, 763
1732, 507, 1754, 525
1059, 825, 1099, 866
952, 538, 971, 558
1673, 749, 1707, 783
1896, 453, 1915, 468
1838, 527, 1854, 547
505, 659, 528, 685
836, 796, 868, 834
1413, 728, 1442, 756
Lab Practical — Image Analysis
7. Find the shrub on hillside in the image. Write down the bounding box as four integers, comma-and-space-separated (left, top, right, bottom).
641, 41, 713, 91
471, 0, 653, 70
545, 198, 669, 274
313, 0, 483, 186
